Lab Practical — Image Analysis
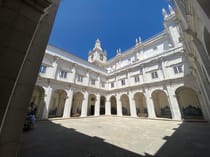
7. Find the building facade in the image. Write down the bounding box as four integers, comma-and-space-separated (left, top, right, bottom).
173, 0, 210, 120
31, 5, 209, 121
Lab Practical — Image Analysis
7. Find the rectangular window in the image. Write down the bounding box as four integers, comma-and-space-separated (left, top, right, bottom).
77, 74, 83, 82
111, 82, 114, 88
173, 65, 183, 74
151, 71, 158, 79
40, 65, 47, 73
153, 46, 158, 50
101, 82, 105, 88
91, 79, 95, 85
121, 79, 125, 86
134, 76, 140, 83
60, 70, 67, 78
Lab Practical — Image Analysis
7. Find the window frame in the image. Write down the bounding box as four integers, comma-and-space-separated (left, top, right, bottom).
91, 79, 96, 85
134, 76, 140, 83
40, 65, 47, 74
100, 54, 103, 61
111, 82, 114, 88
121, 79, 125, 86
151, 71, 158, 79
173, 65, 183, 74
77, 74, 83, 82
60, 70, 67, 78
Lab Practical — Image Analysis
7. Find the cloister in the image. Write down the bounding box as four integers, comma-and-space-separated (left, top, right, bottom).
30, 85, 204, 121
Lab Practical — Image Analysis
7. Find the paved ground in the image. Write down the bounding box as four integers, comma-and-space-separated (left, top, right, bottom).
18, 117, 210, 157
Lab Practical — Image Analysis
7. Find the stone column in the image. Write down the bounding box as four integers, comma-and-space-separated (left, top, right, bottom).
129, 92, 137, 117
94, 93, 100, 116
63, 88, 73, 118
42, 86, 53, 119
81, 91, 88, 117
166, 86, 182, 120
145, 89, 156, 118
116, 93, 123, 116
105, 96, 111, 115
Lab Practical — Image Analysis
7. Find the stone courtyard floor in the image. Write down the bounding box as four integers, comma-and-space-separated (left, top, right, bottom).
18, 117, 210, 157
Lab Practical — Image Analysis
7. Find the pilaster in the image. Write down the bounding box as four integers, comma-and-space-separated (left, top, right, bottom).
145, 88, 156, 118
166, 85, 182, 120
63, 88, 73, 118
94, 93, 100, 116
105, 97, 111, 115
129, 91, 137, 117
81, 90, 88, 117
116, 93, 123, 116
42, 85, 53, 119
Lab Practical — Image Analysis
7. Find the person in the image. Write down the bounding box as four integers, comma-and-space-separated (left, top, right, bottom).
23, 102, 37, 131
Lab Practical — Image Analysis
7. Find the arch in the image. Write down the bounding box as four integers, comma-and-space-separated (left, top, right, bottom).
175, 86, 203, 119
110, 96, 117, 115
48, 89, 67, 118
120, 94, 130, 116
88, 94, 96, 116
30, 86, 45, 119
71, 92, 83, 117
151, 90, 172, 118
134, 92, 148, 117
100, 96, 106, 115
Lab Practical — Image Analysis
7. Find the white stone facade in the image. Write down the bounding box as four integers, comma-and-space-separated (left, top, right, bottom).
31, 5, 210, 121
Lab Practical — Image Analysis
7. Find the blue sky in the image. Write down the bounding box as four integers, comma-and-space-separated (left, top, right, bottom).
49, 0, 172, 60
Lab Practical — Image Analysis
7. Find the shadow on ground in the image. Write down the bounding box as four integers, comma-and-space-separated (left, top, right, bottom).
18, 119, 210, 157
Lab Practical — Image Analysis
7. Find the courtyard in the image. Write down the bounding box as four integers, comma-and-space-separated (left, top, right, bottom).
18, 117, 210, 157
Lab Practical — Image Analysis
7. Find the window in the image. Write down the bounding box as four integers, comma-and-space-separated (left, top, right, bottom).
111, 82, 114, 88
173, 65, 183, 74
60, 70, 67, 78
134, 76, 140, 83
77, 75, 83, 82
100, 54, 103, 61
153, 46, 158, 50
121, 79, 125, 86
91, 79, 95, 85
151, 71, 158, 79
40, 65, 47, 73
101, 82, 105, 88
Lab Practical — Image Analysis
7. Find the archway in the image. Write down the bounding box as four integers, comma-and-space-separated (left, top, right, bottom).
120, 94, 130, 116
49, 89, 67, 118
71, 92, 83, 117
100, 96, 106, 115
152, 90, 172, 118
134, 92, 148, 117
175, 86, 203, 119
110, 96, 117, 115
88, 94, 96, 116
30, 86, 45, 119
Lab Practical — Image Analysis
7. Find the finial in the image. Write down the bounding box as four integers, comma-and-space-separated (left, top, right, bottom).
116, 48, 121, 55
162, 8, 168, 19
138, 36, 142, 43
94, 38, 102, 51
168, 5, 175, 14
136, 38, 138, 45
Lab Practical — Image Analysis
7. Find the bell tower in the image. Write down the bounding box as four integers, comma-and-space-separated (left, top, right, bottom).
88, 39, 107, 66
